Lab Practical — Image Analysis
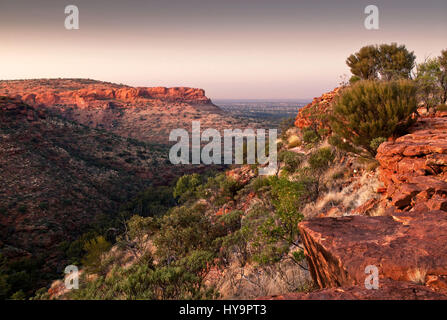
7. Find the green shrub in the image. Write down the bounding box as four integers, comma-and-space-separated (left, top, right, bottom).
173, 174, 201, 203
317, 128, 330, 137
416, 58, 442, 111
278, 150, 303, 173
10, 290, 26, 300
81, 236, 112, 273
301, 128, 320, 145
308, 147, 335, 172
330, 80, 418, 157
248, 176, 271, 195
120, 185, 175, 218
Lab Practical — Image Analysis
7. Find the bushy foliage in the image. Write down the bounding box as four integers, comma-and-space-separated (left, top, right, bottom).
0, 254, 46, 299
278, 150, 303, 173
154, 204, 220, 263
330, 80, 418, 157
415, 49, 447, 108
69, 253, 218, 300
347, 43, 416, 81
81, 236, 112, 273
301, 127, 320, 145
120, 186, 175, 217
416, 58, 442, 111
266, 176, 305, 244
308, 147, 335, 172
118, 215, 157, 260
247, 176, 271, 195
218, 175, 315, 267
173, 174, 202, 203
346, 45, 379, 80
197, 173, 243, 209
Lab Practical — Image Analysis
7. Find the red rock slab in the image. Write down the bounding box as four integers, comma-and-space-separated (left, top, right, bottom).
298, 210, 447, 292
258, 279, 447, 300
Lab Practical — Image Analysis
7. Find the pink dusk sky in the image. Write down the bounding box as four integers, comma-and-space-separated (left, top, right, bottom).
1, 0, 446, 99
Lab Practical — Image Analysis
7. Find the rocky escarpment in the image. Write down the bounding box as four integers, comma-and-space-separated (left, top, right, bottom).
280, 114, 447, 299
376, 117, 447, 213
294, 87, 341, 130
0, 79, 254, 145
0, 79, 214, 107
0, 96, 46, 122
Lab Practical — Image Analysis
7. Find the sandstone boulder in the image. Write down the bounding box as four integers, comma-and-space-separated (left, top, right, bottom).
258, 278, 447, 300
298, 210, 447, 293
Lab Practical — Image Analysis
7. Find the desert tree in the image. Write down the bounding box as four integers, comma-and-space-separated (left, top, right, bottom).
416, 58, 442, 112
346, 43, 416, 81
378, 43, 416, 80
346, 45, 380, 81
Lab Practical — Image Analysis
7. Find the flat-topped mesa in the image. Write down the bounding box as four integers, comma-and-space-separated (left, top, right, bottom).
21, 87, 211, 107
0, 79, 215, 109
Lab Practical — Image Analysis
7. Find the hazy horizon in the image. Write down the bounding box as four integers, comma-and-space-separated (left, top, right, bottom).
1, 0, 446, 99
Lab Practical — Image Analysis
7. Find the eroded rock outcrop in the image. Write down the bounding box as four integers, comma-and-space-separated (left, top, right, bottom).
281, 113, 447, 300
0, 80, 213, 108
299, 210, 447, 292
259, 278, 447, 300
0, 96, 45, 122
294, 87, 341, 130
376, 117, 447, 212
0, 79, 234, 144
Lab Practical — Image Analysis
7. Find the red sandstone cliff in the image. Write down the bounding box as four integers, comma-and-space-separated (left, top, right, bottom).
0, 79, 214, 108
0, 79, 237, 144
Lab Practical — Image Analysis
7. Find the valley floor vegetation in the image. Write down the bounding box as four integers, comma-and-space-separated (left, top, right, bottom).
2, 43, 447, 300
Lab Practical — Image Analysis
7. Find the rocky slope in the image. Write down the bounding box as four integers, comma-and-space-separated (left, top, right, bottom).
0, 96, 198, 271
376, 117, 447, 213
287, 113, 447, 299
294, 87, 341, 130
0, 79, 255, 144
